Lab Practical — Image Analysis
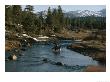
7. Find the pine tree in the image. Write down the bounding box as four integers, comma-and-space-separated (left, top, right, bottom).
22, 5, 37, 34
12, 5, 22, 24
57, 5, 64, 31
46, 7, 52, 27
5, 5, 13, 24
58, 6, 63, 23
52, 8, 59, 32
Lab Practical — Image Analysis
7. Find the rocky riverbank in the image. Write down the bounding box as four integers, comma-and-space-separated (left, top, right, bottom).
5, 31, 56, 60
67, 41, 106, 72
67, 42, 106, 64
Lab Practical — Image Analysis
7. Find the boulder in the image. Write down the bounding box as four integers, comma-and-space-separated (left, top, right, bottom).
55, 62, 63, 66
8, 54, 17, 61
42, 58, 48, 63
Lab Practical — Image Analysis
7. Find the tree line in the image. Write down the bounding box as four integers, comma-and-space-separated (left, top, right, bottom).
5, 5, 106, 35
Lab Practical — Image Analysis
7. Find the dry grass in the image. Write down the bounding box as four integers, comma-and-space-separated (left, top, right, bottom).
5, 40, 20, 51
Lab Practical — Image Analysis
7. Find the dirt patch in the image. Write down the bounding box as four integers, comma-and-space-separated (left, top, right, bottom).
84, 65, 106, 72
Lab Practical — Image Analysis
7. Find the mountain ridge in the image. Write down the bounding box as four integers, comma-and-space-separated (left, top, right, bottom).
64, 9, 106, 18
37, 9, 106, 18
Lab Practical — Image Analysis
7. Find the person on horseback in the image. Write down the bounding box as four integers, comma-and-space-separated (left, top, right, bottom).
52, 42, 61, 53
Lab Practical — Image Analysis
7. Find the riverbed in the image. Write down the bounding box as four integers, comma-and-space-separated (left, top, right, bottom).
5, 40, 100, 72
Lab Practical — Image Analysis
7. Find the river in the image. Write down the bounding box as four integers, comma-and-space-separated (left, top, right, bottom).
5, 40, 100, 72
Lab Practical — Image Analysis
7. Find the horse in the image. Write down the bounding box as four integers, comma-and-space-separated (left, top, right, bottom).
52, 44, 61, 54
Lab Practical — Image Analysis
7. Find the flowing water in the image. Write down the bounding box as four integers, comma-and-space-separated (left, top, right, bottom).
5, 40, 99, 72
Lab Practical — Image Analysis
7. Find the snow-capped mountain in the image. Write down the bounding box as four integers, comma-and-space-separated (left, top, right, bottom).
36, 9, 106, 18
78, 10, 101, 17
65, 9, 106, 18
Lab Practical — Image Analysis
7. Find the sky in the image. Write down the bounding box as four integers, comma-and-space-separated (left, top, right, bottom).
22, 5, 106, 12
